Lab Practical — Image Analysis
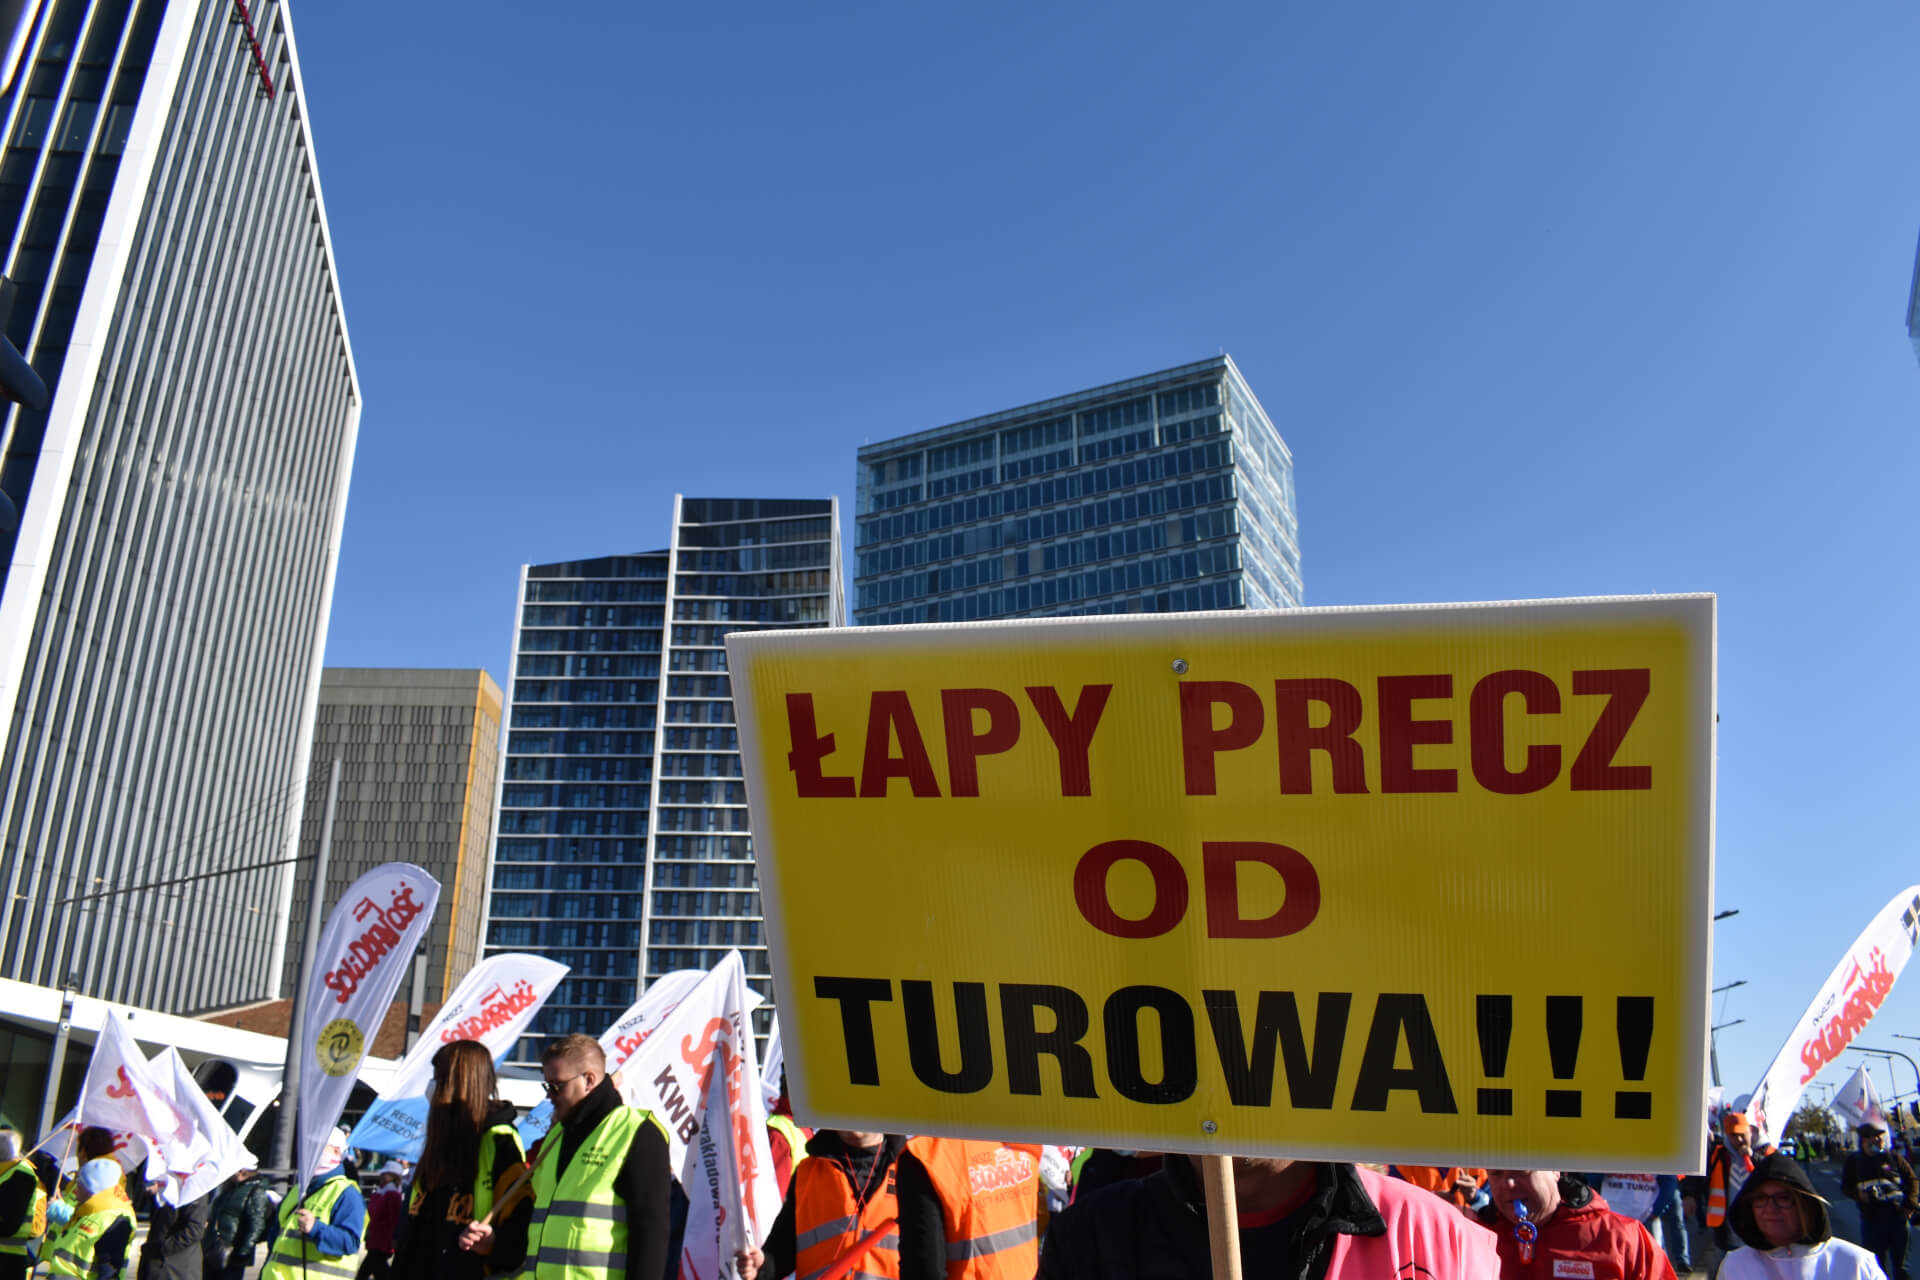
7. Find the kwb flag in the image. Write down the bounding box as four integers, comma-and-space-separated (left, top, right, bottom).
1832, 1064, 1888, 1131
296, 863, 439, 1183
1745, 884, 1920, 1149
73, 1012, 193, 1162
351, 952, 568, 1158
150, 1047, 252, 1206
517, 968, 712, 1149
614, 951, 778, 1280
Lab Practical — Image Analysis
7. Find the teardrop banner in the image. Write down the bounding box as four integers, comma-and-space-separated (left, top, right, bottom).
727, 594, 1714, 1173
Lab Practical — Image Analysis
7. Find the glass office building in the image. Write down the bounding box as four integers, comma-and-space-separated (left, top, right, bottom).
853, 356, 1300, 625
0, 0, 360, 1013
483, 496, 841, 1059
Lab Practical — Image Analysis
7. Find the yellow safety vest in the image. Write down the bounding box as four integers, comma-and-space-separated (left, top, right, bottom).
526, 1107, 665, 1280
407, 1124, 527, 1225
0, 1159, 45, 1258
261, 1175, 362, 1280
43, 1188, 134, 1278
768, 1115, 808, 1182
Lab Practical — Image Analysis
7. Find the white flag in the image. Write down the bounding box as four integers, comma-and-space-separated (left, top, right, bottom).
50, 1110, 150, 1176
73, 1012, 193, 1161
297, 863, 440, 1182
759, 1017, 784, 1112
605, 969, 707, 1076
1832, 1064, 1888, 1131
351, 952, 569, 1157
150, 1048, 253, 1206
615, 952, 777, 1280
1745, 885, 1920, 1148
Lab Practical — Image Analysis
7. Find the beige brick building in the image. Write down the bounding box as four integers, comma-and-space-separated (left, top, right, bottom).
282, 668, 503, 1002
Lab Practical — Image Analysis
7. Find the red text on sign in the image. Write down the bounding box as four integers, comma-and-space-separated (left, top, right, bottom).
1178, 669, 1652, 797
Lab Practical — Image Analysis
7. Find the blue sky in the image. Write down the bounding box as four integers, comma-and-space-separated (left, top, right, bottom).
298, 4, 1920, 1107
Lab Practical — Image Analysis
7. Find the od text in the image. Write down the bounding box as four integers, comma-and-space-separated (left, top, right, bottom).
781, 667, 1655, 800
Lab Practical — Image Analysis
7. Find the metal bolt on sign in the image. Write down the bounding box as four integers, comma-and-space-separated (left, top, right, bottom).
1171, 659, 1189, 674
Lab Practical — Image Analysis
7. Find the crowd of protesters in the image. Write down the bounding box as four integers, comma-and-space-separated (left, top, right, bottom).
9, 1045, 1920, 1280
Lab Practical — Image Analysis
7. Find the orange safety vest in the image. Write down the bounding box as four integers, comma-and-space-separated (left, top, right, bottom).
1706, 1144, 1752, 1227
903, 1139, 1039, 1280
794, 1152, 899, 1280
1389, 1165, 1488, 1209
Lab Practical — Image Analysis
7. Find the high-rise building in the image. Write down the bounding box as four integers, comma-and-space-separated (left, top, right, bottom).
853, 356, 1299, 625
286, 669, 503, 1004
483, 497, 842, 1059
0, 0, 359, 1013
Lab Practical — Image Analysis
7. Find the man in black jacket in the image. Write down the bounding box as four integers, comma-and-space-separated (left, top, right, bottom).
1841, 1121, 1917, 1280
138, 1187, 209, 1280
464, 1035, 670, 1280
205, 1169, 272, 1280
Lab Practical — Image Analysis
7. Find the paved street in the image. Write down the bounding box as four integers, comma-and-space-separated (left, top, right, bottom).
1807, 1160, 1869, 1247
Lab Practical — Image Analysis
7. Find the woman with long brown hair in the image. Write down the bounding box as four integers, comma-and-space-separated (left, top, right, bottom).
389, 1040, 529, 1280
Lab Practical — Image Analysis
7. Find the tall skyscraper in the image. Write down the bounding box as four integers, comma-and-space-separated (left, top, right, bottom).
0, 0, 359, 1013
484, 497, 842, 1059
853, 356, 1299, 625
286, 669, 503, 1004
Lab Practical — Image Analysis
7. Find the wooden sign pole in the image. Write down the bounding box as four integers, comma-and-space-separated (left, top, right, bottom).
1200, 1155, 1243, 1280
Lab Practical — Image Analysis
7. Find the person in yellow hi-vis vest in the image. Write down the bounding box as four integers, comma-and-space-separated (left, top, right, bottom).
0, 1130, 48, 1280
41, 1159, 133, 1280
262, 1128, 366, 1280
394, 1040, 530, 1280
461, 1035, 669, 1280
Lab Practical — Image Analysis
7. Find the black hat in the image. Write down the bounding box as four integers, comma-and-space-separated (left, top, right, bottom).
1729, 1152, 1831, 1250
1859, 1120, 1887, 1134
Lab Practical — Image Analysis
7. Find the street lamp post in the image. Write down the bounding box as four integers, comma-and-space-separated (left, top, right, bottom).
1708, 979, 1746, 1089
1711, 1018, 1745, 1089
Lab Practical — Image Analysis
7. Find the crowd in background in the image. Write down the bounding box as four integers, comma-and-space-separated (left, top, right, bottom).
9, 1053, 1920, 1280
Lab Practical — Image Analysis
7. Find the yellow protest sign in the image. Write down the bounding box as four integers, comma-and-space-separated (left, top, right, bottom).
728, 595, 1713, 1171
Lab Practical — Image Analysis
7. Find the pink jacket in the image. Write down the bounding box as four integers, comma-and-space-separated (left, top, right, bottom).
1329, 1168, 1500, 1277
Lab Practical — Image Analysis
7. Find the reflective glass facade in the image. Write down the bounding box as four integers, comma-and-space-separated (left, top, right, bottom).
484, 496, 842, 1060
0, 0, 361, 1013
853, 356, 1299, 625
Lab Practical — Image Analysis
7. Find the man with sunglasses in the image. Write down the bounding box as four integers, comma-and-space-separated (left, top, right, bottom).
506, 1035, 671, 1280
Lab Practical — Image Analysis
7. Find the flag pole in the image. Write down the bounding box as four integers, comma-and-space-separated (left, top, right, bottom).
272, 758, 341, 1179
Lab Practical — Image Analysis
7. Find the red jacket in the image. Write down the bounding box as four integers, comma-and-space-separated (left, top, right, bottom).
1483, 1184, 1676, 1280
364, 1185, 404, 1254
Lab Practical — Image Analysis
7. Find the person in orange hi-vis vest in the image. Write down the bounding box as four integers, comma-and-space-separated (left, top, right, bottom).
895, 1140, 1040, 1280
1702, 1112, 1757, 1257
737, 1131, 908, 1280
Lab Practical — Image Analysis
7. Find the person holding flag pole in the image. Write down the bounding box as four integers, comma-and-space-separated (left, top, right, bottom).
259, 1128, 365, 1280
461, 1035, 670, 1280
390, 1042, 530, 1280
269, 865, 439, 1280
40, 1158, 134, 1280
